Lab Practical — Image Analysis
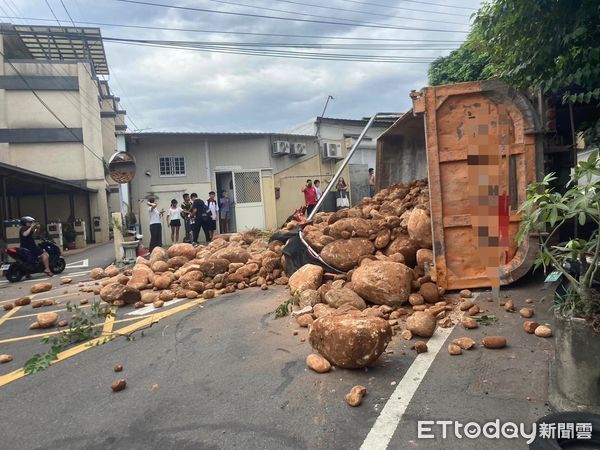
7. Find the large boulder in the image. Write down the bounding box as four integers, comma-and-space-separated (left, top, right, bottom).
211, 247, 251, 264
167, 243, 197, 260
151, 261, 169, 273
234, 263, 259, 279
104, 265, 120, 278
289, 264, 323, 295
384, 233, 419, 267
407, 208, 432, 248
149, 246, 168, 265
309, 315, 392, 369
324, 288, 367, 310
100, 283, 141, 305
351, 260, 413, 306
167, 256, 189, 269
327, 218, 372, 239
299, 289, 321, 308
127, 265, 153, 290
198, 258, 230, 277
320, 238, 375, 272
179, 270, 205, 287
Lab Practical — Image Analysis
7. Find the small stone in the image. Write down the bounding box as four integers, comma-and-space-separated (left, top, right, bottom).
400, 329, 412, 340
408, 293, 425, 306
414, 341, 428, 353
523, 320, 539, 334
412, 305, 427, 311
519, 308, 534, 318
153, 300, 164, 309
461, 316, 479, 329
459, 300, 474, 311
29, 322, 40, 330
36, 312, 59, 328
468, 305, 480, 316
459, 289, 472, 298
79, 299, 89, 305
3, 303, 14, 311
482, 336, 507, 349
114, 364, 123, 372
134, 301, 145, 309
345, 385, 367, 407
60, 278, 73, 285
448, 344, 462, 355
296, 314, 314, 328
30, 282, 52, 294
306, 354, 331, 373
504, 300, 515, 312
438, 317, 453, 328
534, 325, 552, 338
261, 284, 268, 290
452, 337, 476, 350
113, 300, 126, 307
0, 354, 13, 363
31, 300, 43, 309
57, 320, 68, 327
293, 330, 299, 336
525, 298, 533, 304
111, 379, 127, 392
14, 297, 31, 306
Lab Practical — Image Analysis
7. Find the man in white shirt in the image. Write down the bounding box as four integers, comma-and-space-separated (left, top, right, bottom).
314, 179, 322, 201
147, 197, 163, 251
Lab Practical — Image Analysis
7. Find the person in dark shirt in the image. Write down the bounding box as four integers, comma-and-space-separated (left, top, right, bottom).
190, 193, 211, 244
19, 216, 52, 276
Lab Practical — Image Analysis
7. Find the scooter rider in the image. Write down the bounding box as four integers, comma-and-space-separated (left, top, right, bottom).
19, 216, 52, 277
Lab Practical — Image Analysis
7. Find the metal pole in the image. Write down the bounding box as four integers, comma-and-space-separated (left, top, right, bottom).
307, 113, 394, 221
42, 184, 48, 226
568, 103, 578, 239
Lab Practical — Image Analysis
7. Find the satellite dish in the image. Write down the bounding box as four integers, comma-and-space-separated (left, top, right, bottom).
108, 151, 136, 184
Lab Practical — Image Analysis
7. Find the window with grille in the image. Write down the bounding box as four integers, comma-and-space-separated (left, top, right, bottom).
159, 156, 186, 177
234, 171, 262, 203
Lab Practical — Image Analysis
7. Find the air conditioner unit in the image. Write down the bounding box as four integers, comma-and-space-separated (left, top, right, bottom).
323, 142, 342, 159
272, 140, 290, 156
290, 142, 307, 156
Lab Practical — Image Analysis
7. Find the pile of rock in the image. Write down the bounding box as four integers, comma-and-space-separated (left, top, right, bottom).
91, 233, 289, 308
284, 180, 459, 370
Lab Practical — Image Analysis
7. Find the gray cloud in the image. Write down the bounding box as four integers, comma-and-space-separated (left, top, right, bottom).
12, 0, 481, 132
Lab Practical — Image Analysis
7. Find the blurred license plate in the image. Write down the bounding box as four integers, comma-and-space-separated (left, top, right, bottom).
1, 264, 10, 271
544, 271, 562, 283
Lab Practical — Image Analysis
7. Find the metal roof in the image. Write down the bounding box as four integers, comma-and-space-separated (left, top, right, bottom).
0, 162, 97, 194
11, 25, 109, 75
126, 131, 316, 139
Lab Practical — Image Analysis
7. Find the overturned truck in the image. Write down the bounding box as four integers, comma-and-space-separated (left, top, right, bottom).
286, 81, 542, 292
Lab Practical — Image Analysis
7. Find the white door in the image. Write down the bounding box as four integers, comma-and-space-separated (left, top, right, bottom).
232, 170, 265, 230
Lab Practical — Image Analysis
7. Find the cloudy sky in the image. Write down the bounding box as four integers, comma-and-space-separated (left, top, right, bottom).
6, 0, 482, 132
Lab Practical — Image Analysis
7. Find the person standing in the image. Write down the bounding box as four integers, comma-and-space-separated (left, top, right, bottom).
190, 193, 210, 244
302, 179, 317, 217
219, 190, 232, 234
167, 199, 182, 244
368, 168, 376, 197
336, 177, 349, 209
206, 191, 219, 241
314, 179, 322, 201
147, 197, 163, 252
181, 193, 193, 242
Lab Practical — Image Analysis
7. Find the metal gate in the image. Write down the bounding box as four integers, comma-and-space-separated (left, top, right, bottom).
233, 170, 265, 231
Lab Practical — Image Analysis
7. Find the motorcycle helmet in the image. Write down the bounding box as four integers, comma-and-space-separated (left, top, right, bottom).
20, 216, 35, 226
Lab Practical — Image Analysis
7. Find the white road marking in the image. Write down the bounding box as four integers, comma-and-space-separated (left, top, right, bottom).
360, 294, 480, 450
126, 298, 186, 316
65, 259, 89, 269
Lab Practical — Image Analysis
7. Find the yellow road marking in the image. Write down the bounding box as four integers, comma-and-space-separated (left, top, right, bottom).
0, 316, 145, 344
5, 304, 94, 320
0, 290, 93, 305
0, 306, 22, 326
0, 298, 206, 387
102, 307, 117, 334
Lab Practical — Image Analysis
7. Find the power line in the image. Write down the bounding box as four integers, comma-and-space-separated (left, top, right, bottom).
0, 15, 466, 43
112, 0, 469, 33
44, 0, 63, 26
59, 0, 76, 24
338, 0, 476, 13
271, 0, 470, 23
199, 0, 469, 26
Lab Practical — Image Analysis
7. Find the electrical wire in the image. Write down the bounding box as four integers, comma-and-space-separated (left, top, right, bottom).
44, 0, 63, 26
270, 0, 470, 23
0, 15, 466, 43
198, 0, 469, 26
337, 0, 476, 13
112, 0, 469, 33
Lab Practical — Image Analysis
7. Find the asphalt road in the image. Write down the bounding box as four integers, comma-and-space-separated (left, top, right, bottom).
0, 269, 557, 450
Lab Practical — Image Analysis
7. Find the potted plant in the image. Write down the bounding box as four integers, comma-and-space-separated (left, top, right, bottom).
62, 222, 77, 250
517, 150, 600, 414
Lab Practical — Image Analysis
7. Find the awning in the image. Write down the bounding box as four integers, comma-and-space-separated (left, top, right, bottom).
0, 162, 97, 195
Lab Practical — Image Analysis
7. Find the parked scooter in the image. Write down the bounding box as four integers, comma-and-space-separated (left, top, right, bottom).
2, 239, 66, 282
